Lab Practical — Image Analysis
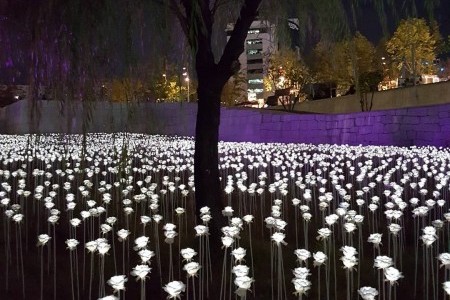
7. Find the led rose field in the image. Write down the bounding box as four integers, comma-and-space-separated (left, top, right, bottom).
0, 133, 449, 300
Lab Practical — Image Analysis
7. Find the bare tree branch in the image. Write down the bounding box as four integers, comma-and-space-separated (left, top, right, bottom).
210, 0, 229, 15
217, 0, 263, 81
169, 0, 189, 37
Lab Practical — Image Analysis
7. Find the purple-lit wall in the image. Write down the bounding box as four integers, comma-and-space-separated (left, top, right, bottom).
220, 105, 450, 147
1, 101, 450, 147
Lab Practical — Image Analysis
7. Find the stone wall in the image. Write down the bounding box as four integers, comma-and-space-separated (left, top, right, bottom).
1, 100, 450, 147
291, 80, 450, 114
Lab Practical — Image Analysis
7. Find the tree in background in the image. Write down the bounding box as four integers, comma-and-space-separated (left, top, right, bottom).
221, 71, 246, 106
358, 70, 383, 111
375, 38, 399, 85
108, 78, 145, 102
311, 32, 378, 96
310, 41, 336, 84
150, 74, 181, 101
265, 48, 310, 92
386, 18, 437, 79
148, 74, 197, 102
264, 48, 310, 110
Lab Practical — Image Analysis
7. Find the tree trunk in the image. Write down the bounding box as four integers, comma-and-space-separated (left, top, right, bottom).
194, 75, 227, 299
194, 77, 225, 238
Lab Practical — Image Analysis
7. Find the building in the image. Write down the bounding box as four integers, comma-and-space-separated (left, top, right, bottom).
226, 19, 277, 107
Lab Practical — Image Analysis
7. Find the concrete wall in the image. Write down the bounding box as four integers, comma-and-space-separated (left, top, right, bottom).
1, 100, 450, 147
291, 80, 450, 114
1, 101, 197, 136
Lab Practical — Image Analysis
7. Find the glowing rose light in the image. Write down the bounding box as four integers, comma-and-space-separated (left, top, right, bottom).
131, 264, 151, 280
97, 241, 111, 255
101, 224, 112, 234
221, 236, 234, 248
163, 281, 186, 299
37, 234, 51, 246
341, 246, 358, 258
375, 256, 394, 270
138, 249, 155, 264
47, 215, 59, 224
421, 234, 436, 247
271, 232, 287, 246
234, 276, 254, 297
117, 229, 130, 242
292, 278, 311, 296
232, 247, 246, 263
222, 206, 234, 217
292, 267, 311, 279
232, 265, 250, 277
243, 215, 254, 224
107, 275, 127, 293
341, 255, 358, 270
65, 239, 79, 250
194, 225, 209, 236
200, 206, 210, 215
141, 215, 151, 225
163, 223, 176, 231
438, 253, 450, 268
313, 251, 327, 266
134, 236, 149, 250
443, 282, 450, 295
153, 214, 163, 223
368, 233, 382, 247
388, 223, 401, 235
384, 266, 403, 285
294, 249, 311, 263
358, 286, 378, 300
85, 241, 98, 253
183, 262, 201, 277
98, 295, 118, 300
180, 248, 197, 262
316, 228, 332, 240
325, 214, 339, 226
344, 222, 357, 233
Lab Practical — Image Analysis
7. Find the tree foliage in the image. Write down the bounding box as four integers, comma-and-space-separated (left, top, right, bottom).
358, 70, 384, 111
108, 79, 145, 102
386, 18, 437, 76
221, 71, 246, 106
265, 49, 310, 92
311, 32, 378, 95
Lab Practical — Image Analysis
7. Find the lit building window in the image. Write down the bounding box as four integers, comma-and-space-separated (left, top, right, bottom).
247, 39, 262, 45
248, 88, 264, 94
248, 79, 263, 84
247, 49, 262, 55
248, 29, 260, 34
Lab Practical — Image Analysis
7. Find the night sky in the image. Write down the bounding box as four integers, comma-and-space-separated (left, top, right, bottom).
356, 0, 450, 44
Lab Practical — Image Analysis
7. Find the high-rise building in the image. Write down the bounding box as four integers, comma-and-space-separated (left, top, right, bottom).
226, 19, 277, 106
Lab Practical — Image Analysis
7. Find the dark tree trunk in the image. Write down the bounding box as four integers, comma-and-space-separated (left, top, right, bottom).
194, 76, 225, 238
194, 72, 228, 299
173, 4, 262, 294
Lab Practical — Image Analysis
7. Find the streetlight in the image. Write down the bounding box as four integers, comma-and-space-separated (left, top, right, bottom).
182, 67, 189, 101
162, 73, 167, 84
185, 77, 190, 102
